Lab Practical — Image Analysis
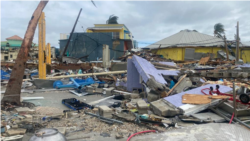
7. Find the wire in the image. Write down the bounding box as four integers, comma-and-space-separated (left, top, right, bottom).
229, 113, 234, 124
127, 130, 156, 141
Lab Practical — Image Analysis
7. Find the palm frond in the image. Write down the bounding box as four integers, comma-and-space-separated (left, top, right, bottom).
214, 23, 225, 39
107, 15, 119, 24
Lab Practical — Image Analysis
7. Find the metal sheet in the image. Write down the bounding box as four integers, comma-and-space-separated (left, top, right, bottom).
126, 58, 143, 92
184, 48, 195, 61
59, 32, 124, 61
157, 70, 179, 76
132, 55, 167, 84
159, 62, 177, 67
147, 29, 224, 49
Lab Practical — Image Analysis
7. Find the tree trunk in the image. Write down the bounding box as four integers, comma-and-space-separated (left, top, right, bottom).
2, 0, 49, 105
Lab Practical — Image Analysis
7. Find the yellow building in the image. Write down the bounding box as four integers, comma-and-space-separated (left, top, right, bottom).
147, 29, 250, 63
86, 24, 134, 50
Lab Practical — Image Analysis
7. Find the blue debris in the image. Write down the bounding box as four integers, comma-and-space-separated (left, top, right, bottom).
1, 70, 10, 80
53, 77, 96, 89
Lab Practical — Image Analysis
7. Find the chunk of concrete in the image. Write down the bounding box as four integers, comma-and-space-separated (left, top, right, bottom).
23, 115, 33, 122
86, 86, 96, 93
55, 127, 66, 135
175, 78, 192, 94
103, 87, 115, 96
147, 90, 160, 102
150, 99, 183, 117
98, 106, 113, 118
136, 100, 148, 114
7, 128, 26, 136
15, 107, 35, 114
192, 112, 225, 123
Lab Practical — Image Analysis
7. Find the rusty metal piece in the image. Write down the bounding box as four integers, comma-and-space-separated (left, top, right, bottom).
62, 8, 82, 56
2, 1, 49, 105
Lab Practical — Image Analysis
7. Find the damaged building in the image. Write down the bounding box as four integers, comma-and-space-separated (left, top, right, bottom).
147, 29, 250, 63
59, 23, 138, 61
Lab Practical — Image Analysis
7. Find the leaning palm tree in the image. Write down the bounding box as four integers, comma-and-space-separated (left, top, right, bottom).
106, 15, 119, 24
214, 23, 225, 39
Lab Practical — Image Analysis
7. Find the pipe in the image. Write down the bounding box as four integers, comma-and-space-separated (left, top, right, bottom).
233, 82, 237, 117
209, 107, 235, 123
84, 112, 123, 124
233, 116, 250, 129
70, 78, 81, 89
113, 90, 132, 95
47, 70, 127, 79
23, 70, 127, 81
126, 130, 156, 141
229, 113, 234, 124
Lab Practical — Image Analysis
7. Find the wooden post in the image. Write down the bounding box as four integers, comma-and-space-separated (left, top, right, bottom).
233, 82, 237, 118
224, 35, 229, 61
38, 12, 46, 79
236, 21, 239, 62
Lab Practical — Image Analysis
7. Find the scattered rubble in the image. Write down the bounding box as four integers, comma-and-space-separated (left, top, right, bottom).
1, 50, 250, 141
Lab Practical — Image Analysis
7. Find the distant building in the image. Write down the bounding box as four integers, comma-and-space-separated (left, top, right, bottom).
51, 47, 56, 58
1, 35, 39, 61
59, 23, 136, 61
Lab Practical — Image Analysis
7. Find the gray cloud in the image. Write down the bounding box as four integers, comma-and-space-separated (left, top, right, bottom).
1, 1, 250, 48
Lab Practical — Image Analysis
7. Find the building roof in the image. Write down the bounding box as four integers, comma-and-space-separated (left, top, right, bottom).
6, 35, 23, 41
241, 41, 250, 47
87, 26, 124, 30
147, 29, 224, 49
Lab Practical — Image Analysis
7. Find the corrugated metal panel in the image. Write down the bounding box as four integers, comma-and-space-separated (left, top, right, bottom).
59, 32, 124, 61
147, 29, 224, 49
184, 48, 195, 60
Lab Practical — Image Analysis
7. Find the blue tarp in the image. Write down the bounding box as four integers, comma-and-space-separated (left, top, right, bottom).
1, 70, 11, 80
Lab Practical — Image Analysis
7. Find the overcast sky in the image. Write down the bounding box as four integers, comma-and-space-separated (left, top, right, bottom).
1, 1, 250, 48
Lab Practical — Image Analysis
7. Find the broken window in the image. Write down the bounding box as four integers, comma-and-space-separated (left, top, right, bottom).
10, 54, 13, 58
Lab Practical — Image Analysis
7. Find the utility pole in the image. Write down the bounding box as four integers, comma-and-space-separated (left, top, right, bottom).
236, 21, 239, 62
224, 35, 229, 61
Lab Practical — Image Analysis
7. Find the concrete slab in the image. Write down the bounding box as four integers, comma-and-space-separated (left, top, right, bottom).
131, 123, 250, 141
21, 91, 105, 110
192, 112, 225, 122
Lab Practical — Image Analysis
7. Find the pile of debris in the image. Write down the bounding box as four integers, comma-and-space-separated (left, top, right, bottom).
1, 53, 250, 141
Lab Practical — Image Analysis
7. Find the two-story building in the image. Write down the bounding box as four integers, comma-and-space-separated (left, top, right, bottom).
59, 22, 137, 61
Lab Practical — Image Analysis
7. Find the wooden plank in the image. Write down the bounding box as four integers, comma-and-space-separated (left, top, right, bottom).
182, 94, 211, 104
182, 94, 230, 104
166, 74, 187, 96
198, 56, 210, 65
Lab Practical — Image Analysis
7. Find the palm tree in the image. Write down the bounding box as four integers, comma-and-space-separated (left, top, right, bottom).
214, 23, 225, 39
106, 15, 119, 24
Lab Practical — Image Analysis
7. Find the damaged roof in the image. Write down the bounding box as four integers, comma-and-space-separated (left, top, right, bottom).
147, 29, 224, 49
